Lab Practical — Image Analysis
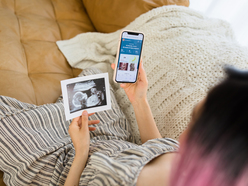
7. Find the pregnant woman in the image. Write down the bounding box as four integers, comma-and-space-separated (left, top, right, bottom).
0, 61, 247, 185
65, 61, 248, 186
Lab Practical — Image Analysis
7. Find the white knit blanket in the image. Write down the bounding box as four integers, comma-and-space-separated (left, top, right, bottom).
57, 6, 248, 144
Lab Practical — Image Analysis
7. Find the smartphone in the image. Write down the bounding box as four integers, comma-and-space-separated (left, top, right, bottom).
113, 30, 144, 83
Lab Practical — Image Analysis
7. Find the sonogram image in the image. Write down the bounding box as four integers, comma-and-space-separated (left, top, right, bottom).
67, 78, 106, 113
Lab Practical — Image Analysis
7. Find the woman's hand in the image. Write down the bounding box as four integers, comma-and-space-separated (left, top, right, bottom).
111, 60, 148, 104
68, 111, 100, 156
65, 111, 99, 186
112, 60, 161, 143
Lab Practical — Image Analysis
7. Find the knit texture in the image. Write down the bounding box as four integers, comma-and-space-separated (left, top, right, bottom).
57, 6, 248, 144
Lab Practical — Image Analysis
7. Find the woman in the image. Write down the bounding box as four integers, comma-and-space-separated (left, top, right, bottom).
171, 66, 248, 186
65, 61, 248, 186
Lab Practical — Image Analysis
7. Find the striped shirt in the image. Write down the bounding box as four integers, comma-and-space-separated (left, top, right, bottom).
82, 138, 178, 185
0, 68, 179, 185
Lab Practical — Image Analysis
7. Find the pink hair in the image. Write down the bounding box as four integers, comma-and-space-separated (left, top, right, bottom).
170, 142, 248, 186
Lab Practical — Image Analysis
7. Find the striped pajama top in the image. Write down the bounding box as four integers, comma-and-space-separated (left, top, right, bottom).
0, 68, 179, 185
82, 138, 179, 185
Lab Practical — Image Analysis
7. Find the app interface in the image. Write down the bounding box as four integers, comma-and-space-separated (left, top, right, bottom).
116, 32, 143, 82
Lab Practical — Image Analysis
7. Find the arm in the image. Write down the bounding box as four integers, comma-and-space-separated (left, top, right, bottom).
111, 60, 161, 143
132, 98, 161, 143
64, 153, 88, 186
64, 111, 100, 186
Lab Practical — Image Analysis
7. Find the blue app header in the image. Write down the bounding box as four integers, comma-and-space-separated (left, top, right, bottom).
119, 38, 143, 55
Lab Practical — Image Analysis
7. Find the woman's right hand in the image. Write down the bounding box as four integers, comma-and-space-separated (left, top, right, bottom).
68, 111, 100, 157
111, 60, 148, 105
65, 111, 99, 186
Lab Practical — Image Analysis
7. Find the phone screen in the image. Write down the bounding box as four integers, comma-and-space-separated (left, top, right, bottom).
115, 31, 144, 83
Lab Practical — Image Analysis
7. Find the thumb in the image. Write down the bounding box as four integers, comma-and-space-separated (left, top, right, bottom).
81, 110, 88, 128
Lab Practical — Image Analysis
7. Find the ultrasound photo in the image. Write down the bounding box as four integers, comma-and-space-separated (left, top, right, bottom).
61, 73, 111, 120
67, 78, 107, 114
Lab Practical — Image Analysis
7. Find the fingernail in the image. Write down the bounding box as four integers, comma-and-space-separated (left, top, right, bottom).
82, 110, 88, 115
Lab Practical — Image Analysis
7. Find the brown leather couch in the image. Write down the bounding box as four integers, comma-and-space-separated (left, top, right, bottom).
0, 0, 189, 185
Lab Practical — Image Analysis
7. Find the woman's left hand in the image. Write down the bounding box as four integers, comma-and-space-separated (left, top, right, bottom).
111, 59, 148, 105
68, 111, 100, 156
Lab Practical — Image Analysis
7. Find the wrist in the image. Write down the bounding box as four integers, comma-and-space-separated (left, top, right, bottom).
75, 150, 88, 161
74, 143, 89, 155
132, 97, 148, 107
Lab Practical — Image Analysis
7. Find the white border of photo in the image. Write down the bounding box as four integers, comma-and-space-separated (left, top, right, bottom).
61, 73, 111, 120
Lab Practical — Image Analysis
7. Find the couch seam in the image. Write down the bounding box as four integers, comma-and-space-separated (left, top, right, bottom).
28, 72, 75, 75
0, 69, 74, 76
81, 2, 97, 31
14, 0, 38, 105
0, 69, 29, 74
50, 0, 62, 40
21, 39, 56, 43
49, 0, 75, 79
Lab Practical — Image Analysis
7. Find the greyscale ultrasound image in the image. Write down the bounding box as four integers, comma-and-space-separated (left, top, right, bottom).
67, 78, 107, 114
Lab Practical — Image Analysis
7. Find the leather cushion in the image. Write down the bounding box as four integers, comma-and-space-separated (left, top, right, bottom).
0, 0, 94, 184
83, 0, 189, 33
0, 0, 95, 106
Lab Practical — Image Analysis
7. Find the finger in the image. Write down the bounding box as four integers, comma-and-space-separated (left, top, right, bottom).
138, 59, 147, 82
111, 63, 115, 70
120, 83, 126, 88
138, 59, 144, 71
78, 116, 82, 127
88, 112, 95, 116
81, 110, 88, 129
88, 120, 100, 125
89, 127, 96, 131
70, 116, 80, 126
120, 83, 131, 88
